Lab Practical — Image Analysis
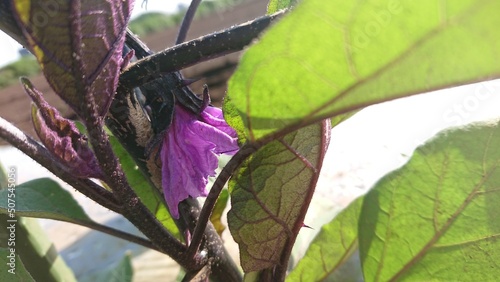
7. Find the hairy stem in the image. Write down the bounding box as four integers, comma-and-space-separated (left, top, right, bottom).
187, 144, 257, 259
120, 10, 285, 88
176, 0, 202, 44
122, 30, 242, 281
0, 117, 121, 213
81, 92, 193, 267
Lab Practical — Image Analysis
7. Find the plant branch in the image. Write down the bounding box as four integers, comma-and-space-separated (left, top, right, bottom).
122, 31, 243, 281
186, 144, 258, 258
125, 30, 204, 113
125, 28, 153, 58
81, 87, 196, 267
120, 10, 285, 88
107, 86, 242, 281
79, 219, 161, 252
176, 0, 202, 44
0, 117, 122, 213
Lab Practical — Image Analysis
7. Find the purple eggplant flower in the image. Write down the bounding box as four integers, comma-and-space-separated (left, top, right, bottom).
21, 78, 104, 179
161, 104, 239, 218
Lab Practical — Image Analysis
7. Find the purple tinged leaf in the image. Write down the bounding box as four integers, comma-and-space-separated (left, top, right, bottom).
161, 105, 239, 219
12, 0, 134, 117
228, 120, 331, 273
22, 77, 104, 179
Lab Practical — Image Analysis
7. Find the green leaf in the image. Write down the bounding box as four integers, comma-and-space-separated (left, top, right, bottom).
287, 197, 363, 281
228, 120, 330, 273
0, 248, 34, 282
109, 135, 180, 239
228, 0, 500, 141
0, 178, 91, 223
359, 120, 500, 281
223, 95, 248, 145
80, 254, 133, 282
0, 216, 77, 282
267, 0, 295, 14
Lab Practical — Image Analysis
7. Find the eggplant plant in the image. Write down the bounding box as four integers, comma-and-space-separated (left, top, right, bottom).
1, 0, 500, 281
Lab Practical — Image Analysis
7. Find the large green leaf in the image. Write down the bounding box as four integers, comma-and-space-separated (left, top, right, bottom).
109, 135, 180, 239
80, 254, 133, 282
0, 248, 34, 282
0, 168, 76, 281
228, 0, 500, 141
359, 119, 500, 281
0, 178, 91, 223
287, 197, 363, 281
0, 216, 77, 282
228, 120, 330, 273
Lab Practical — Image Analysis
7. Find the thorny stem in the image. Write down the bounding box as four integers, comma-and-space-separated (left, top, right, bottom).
80, 88, 193, 267
0, 115, 160, 251
125, 28, 152, 58
120, 10, 285, 88
0, 3, 285, 279
0, 118, 161, 256
0, 119, 161, 253
0, 117, 121, 213
176, 0, 202, 45
124, 26, 243, 282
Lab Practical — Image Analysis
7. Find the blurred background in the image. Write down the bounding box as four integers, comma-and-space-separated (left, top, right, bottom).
1, 0, 500, 281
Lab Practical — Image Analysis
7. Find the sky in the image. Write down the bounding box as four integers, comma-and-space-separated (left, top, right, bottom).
0, 0, 191, 67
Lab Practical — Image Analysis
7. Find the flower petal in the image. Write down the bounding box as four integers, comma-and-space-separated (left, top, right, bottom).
161, 105, 239, 218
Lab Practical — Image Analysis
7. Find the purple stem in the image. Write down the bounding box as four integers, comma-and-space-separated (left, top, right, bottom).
176, 0, 202, 45
79, 87, 196, 268
186, 144, 257, 258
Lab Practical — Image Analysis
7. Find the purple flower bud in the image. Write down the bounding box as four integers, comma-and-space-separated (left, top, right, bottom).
161, 105, 239, 218
22, 78, 104, 179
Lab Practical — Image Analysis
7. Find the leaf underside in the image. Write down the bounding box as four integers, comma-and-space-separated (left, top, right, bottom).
226, 0, 500, 276
228, 0, 500, 141
287, 197, 363, 281
13, 0, 132, 116
228, 120, 330, 272
359, 120, 500, 281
